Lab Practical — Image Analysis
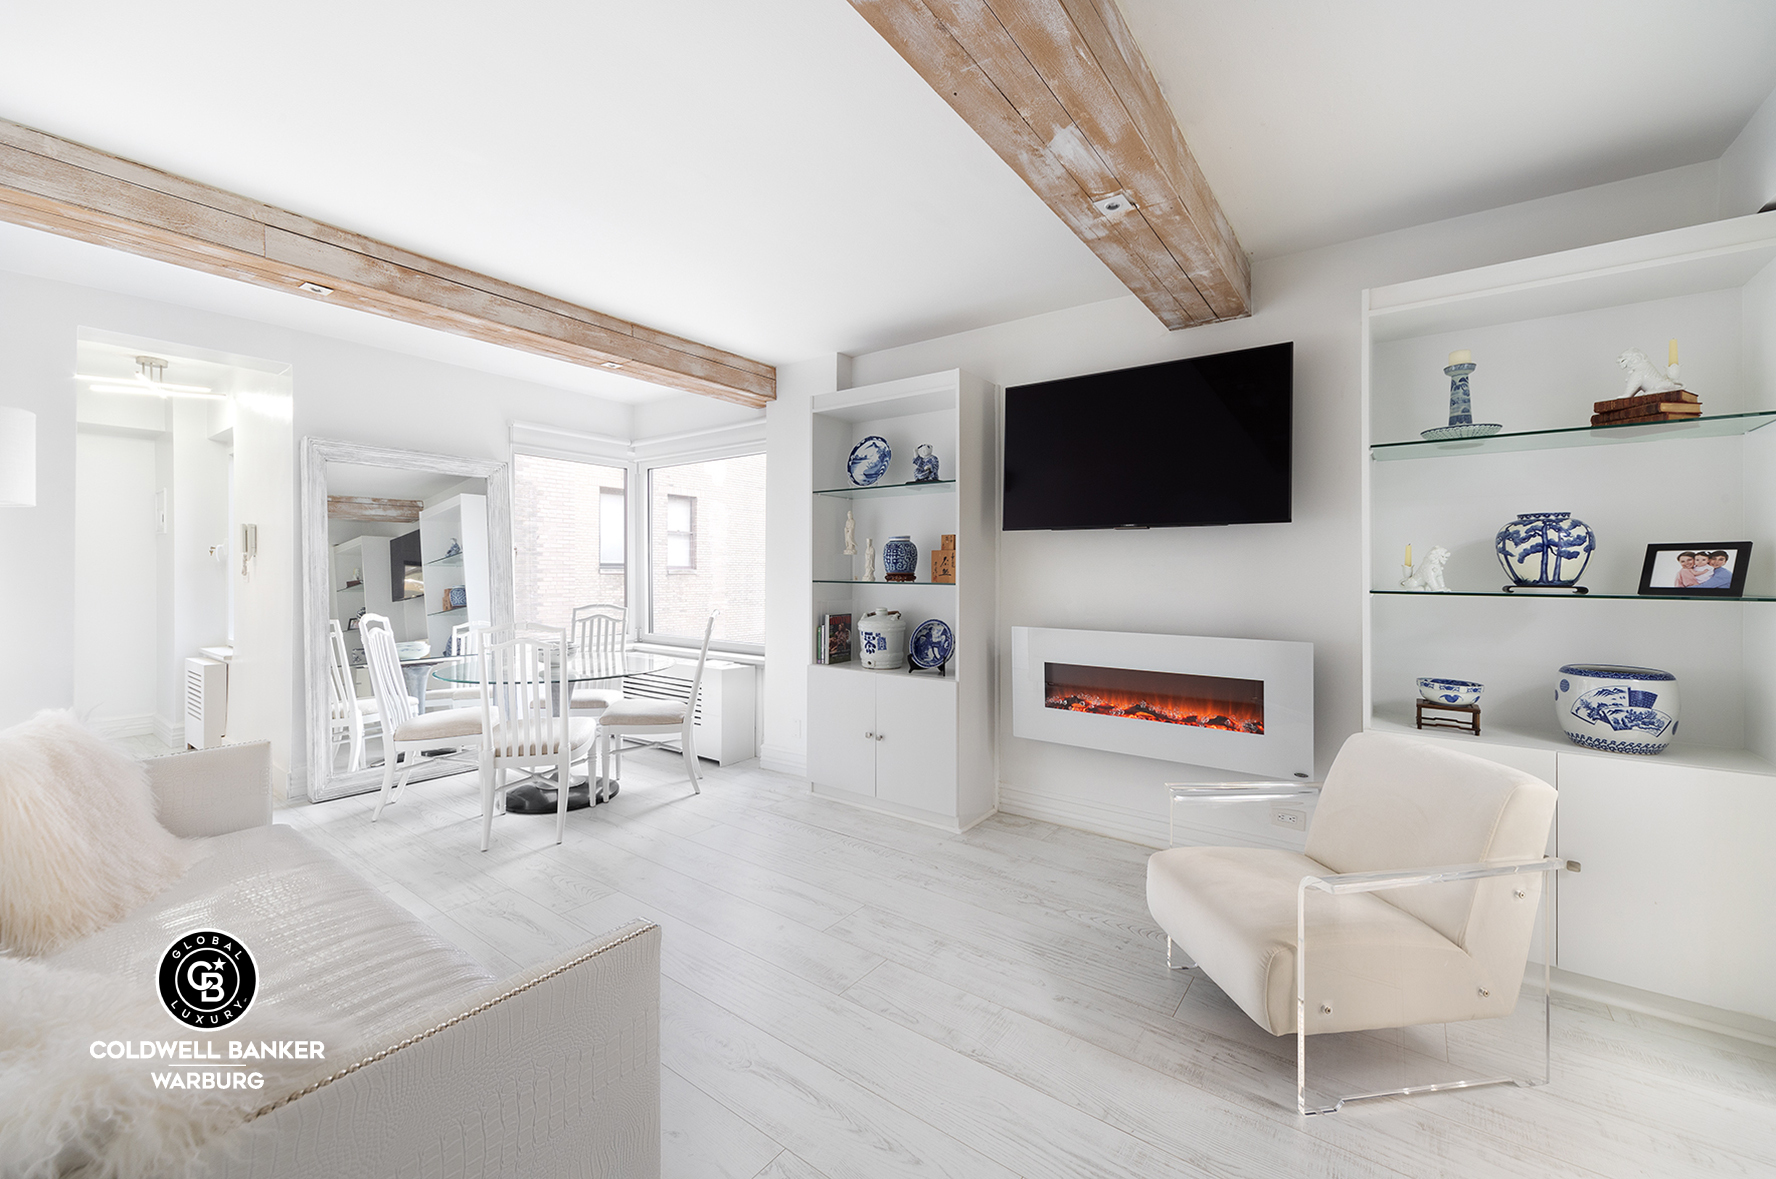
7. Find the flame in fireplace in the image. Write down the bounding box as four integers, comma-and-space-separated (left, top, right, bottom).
1043, 662, 1264, 735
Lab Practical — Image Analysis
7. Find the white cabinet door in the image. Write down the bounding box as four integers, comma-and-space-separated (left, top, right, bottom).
806, 667, 877, 797
1556, 754, 1776, 1022
874, 675, 958, 816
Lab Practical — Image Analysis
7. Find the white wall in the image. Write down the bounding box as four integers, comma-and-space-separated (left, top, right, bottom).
763, 161, 1728, 846
1721, 82, 1776, 218
72, 430, 160, 735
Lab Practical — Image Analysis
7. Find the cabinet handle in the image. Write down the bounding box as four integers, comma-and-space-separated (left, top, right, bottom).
876, 733, 885, 741
864, 731, 873, 739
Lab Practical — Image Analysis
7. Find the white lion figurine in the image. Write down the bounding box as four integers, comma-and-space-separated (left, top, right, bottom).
1617, 348, 1683, 399
1400, 545, 1451, 592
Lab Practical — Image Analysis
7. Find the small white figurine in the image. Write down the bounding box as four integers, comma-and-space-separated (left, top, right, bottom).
1618, 348, 1683, 399
1400, 545, 1451, 592
864, 537, 875, 582
844, 510, 856, 556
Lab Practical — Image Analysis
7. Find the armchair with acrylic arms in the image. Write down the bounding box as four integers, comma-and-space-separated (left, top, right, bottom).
1147, 730, 1571, 1114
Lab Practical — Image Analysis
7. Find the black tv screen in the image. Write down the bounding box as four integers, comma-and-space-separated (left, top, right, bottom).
1002, 342, 1292, 530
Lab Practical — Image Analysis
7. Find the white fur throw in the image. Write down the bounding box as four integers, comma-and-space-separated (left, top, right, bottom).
0, 956, 336, 1179
0, 711, 195, 956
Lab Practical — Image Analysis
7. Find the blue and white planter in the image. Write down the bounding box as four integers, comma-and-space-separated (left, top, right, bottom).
1555, 664, 1678, 755
1418, 677, 1483, 707
882, 536, 918, 582
1496, 512, 1595, 587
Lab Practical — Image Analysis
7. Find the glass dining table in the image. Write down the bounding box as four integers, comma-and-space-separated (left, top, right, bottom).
427, 649, 678, 814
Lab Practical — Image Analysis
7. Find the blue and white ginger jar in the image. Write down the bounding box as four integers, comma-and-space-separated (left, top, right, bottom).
882, 536, 918, 582
1496, 512, 1595, 587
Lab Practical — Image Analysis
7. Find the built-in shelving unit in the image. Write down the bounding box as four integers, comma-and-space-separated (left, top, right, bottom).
1361, 213, 1776, 1029
805, 369, 996, 832
813, 478, 957, 498
418, 493, 490, 654
1370, 409, 1776, 461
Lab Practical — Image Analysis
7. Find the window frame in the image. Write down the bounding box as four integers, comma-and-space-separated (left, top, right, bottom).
598, 485, 626, 572
637, 443, 765, 656
508, 447, 635, 639
664, 493, 697, 571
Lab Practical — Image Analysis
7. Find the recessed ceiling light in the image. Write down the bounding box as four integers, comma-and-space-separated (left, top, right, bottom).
298, 281, 334, 296
1093, 192, 1136, 218
600, 361, 623, 369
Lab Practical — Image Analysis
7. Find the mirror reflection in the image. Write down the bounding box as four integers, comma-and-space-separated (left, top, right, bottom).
323, 462, 488, 776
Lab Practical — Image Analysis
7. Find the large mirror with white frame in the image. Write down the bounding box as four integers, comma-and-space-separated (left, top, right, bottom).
300, 438, 513, 802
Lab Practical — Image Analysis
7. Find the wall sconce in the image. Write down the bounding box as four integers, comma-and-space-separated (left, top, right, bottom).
0, 407, 35, 507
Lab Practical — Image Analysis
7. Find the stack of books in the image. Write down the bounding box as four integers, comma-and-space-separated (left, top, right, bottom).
1591, 389, 1701, 426
815, 613, 852, 665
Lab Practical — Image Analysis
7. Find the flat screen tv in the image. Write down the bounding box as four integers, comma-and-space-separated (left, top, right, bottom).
1002, 342, 1292, 530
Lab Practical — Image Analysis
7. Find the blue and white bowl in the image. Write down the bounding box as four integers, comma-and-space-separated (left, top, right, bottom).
1418, 677, 1483, 707
847, 436, 893, 487
1555, 664, 1678, 755
909, 619, 955, 669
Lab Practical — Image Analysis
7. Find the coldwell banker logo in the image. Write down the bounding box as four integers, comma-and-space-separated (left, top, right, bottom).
158, 930, 257, 1028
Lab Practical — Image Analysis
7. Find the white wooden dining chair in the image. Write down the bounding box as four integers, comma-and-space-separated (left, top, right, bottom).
568, 602, 630, 764
425, 620, 490, 710
328, 618, 392, 772
476, 624, 597, 851
363, 613, 493, 823
592, 611, 715, 797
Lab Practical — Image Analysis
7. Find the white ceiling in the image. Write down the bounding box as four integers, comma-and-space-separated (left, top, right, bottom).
1118, 0, 1776, 258
0, 0, 1772, 380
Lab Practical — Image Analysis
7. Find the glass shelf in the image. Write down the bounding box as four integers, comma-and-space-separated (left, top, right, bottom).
336, 583, 364, 594
1370, 410, 1776, 461
813, 579, 956, 587
427, 605, 467, 617
425, 552, 464, 569
1371, 589, 1776, 602
813, 479, 956, 499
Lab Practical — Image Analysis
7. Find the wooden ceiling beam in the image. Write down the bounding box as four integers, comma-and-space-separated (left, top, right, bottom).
851, 0, 1249, 328
0, 119, 775, 406
327, 496, 423, 523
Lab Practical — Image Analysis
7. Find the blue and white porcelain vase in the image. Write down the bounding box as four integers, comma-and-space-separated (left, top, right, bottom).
1555, 664, 1678, 755
912, 445, 939, 482
882, 535, 917, 583
1495, 512, 1595, 588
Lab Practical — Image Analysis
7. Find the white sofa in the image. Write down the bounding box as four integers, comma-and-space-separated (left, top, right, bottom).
46, 741, 661, 1178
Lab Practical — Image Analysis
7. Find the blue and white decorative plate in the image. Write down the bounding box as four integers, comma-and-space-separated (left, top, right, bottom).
908, 618, 954, 669
1420, 423, 1503, 441
847, 436, 893, 487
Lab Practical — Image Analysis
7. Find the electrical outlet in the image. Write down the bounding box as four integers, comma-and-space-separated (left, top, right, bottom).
1270, 807, 1305, 829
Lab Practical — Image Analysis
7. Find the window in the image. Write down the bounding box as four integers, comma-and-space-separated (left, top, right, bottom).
599, 487, 625, 568
647, 452, 765, 648
665, 495, 695, 570
513, 452, 627, 630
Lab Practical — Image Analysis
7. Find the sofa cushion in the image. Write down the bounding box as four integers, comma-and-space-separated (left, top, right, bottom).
1147, 846, 1504, 1036
0, 710, 196, 956
47, 825, 496, 1049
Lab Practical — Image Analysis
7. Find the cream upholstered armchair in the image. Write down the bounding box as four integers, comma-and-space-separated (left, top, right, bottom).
1147, 731, 1567, 1114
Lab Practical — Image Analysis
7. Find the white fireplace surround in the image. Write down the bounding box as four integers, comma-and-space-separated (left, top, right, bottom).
1011, 626, 1314, 780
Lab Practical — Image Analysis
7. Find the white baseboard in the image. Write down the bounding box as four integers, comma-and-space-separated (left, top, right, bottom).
1551, 968, 1776, 1048
808, 782, 986, 835
758, 743, 806, 778
86, 713, 156, 739
153, 713, 183, 748
997, 782, 1169, 849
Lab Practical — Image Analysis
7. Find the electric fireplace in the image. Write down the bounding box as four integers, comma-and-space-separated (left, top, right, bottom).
1044, 663, 1264, 734
1013, 627, 1313, 779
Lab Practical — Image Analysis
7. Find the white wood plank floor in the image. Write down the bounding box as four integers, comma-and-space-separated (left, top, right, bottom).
277, 752, 1776, 1179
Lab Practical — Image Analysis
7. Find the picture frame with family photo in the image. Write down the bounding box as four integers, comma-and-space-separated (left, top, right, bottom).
1636, 541, 1753, 597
